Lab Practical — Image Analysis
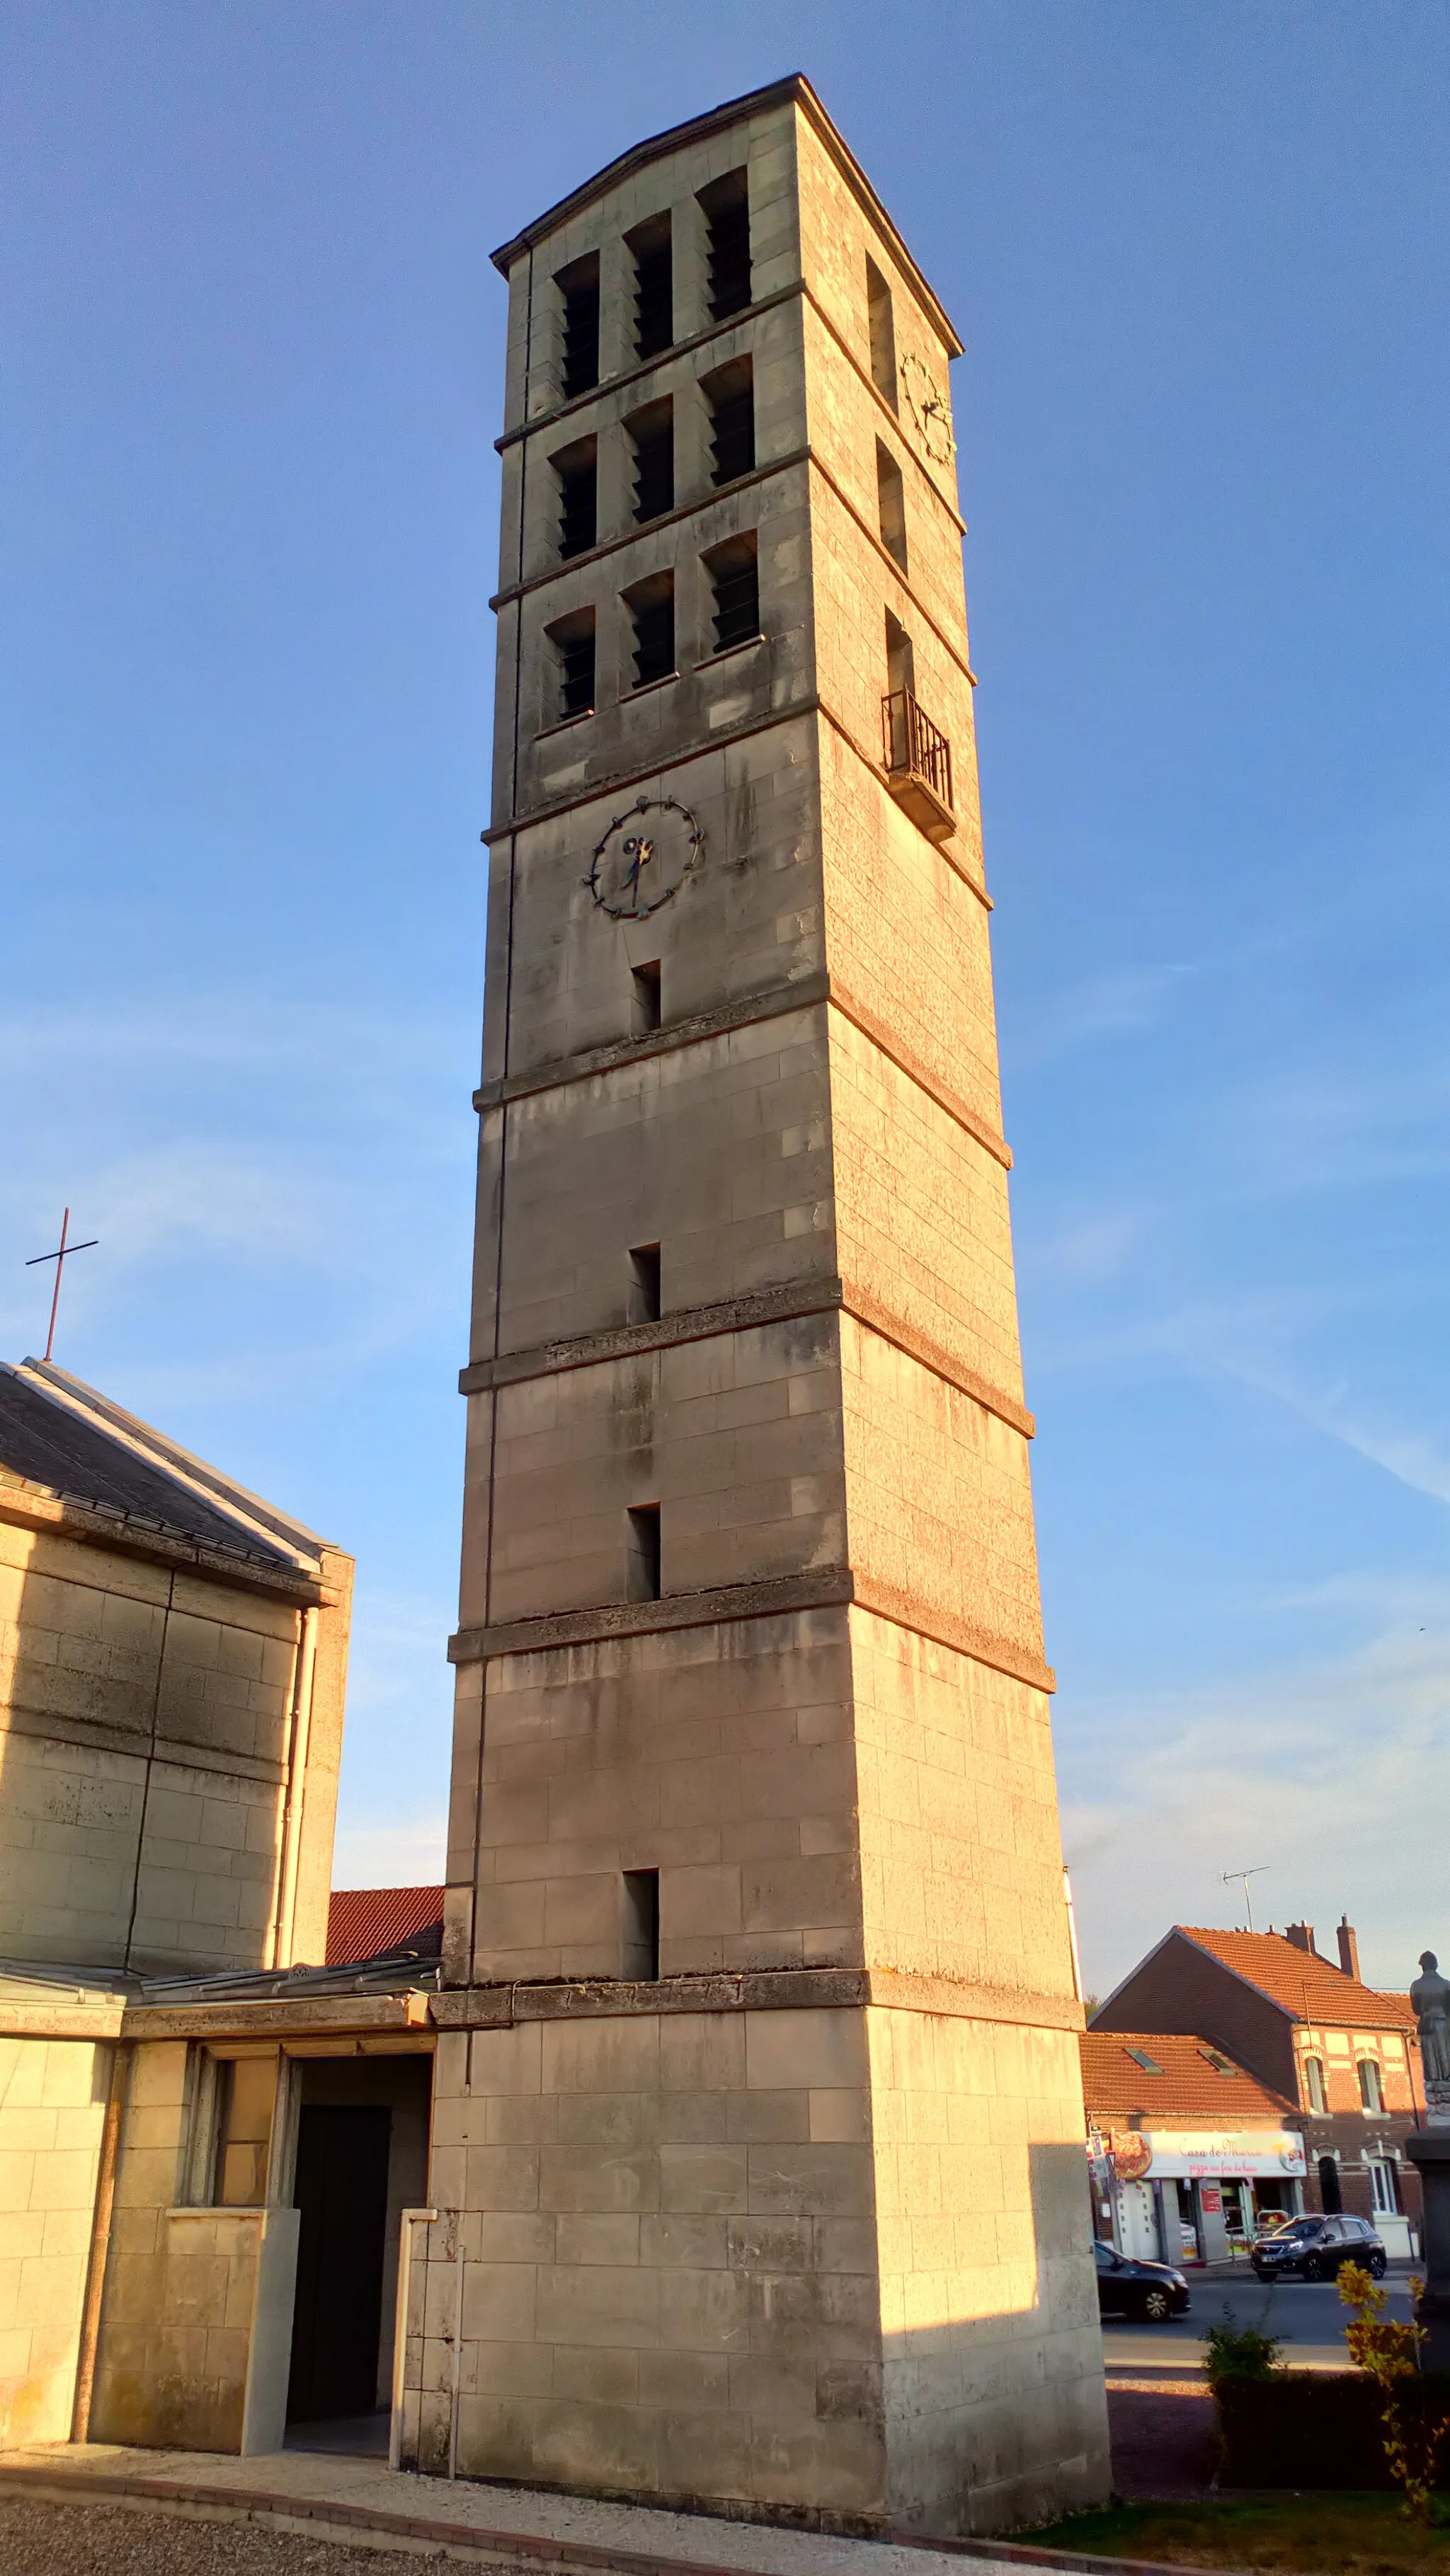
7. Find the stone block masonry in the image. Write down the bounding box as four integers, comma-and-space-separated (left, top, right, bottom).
429, 76, 1109, 2533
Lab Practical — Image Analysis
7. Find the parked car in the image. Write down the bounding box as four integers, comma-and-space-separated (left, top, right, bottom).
1093, 2238, 1191, 2323
1251, 2214, 1387, 2283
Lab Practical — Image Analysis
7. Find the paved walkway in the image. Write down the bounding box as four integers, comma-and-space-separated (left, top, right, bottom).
0, 2444, 1111, 2576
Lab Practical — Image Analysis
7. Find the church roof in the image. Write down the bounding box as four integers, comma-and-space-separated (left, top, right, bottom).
327, 1885, 445, 1967
0, 1358, 333, 1584
1172, 1927, 1415, 2031
1080, 2028, 1296, 2125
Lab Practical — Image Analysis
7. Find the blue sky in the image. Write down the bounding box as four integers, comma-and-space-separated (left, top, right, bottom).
4, 4, 1447, 1994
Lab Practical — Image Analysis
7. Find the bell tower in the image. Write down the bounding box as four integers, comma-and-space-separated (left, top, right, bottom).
416, 76, 1109, 2534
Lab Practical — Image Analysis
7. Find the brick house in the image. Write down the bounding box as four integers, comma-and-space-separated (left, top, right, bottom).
1092, 1920, 1422, 2255
1080, 2027, 1304, 2265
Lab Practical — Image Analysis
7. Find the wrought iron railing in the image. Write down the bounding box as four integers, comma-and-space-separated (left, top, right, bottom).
881, 687, 954, 818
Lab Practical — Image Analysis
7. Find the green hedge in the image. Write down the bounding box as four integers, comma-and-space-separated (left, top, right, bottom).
1216, 2371, 1450, 2490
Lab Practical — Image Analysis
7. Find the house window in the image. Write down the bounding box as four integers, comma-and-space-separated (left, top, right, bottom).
556, 252, 600, 399
627, 400, 674, 523
624, 573, 675, 689
1303, 2054, 1328, 2113
1358, 2057, 1384, 2112
702, 357, 754, 486
1368, 2157, 1400, 2216
876, 440, 908, 573
628, 212, 673, 360
553, 437, 598, 560
704, 533, 759, 653
700, 169, 750, 320
547, 609, 595, 721
866, 255, 897, 408
214, 2056, 275, 2206
1124, 2047, 1163, 2073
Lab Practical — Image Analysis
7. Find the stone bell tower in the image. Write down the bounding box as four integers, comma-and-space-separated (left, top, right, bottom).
416, 75, 1108, 2534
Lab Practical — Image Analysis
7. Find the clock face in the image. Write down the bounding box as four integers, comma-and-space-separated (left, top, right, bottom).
587, 795, 704, 920
900, 350, 957, 466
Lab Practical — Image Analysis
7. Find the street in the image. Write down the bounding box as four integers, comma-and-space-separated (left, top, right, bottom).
1102, 2267, 1418, 2371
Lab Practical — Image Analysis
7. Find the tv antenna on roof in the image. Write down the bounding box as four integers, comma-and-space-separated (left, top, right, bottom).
1221, 1866, 1269, 1933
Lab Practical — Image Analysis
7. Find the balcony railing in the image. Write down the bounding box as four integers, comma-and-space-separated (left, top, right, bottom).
881, 687, 955, 842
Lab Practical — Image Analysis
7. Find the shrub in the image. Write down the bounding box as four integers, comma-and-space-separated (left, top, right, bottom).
1203, 2304, 1283, 2392
1339, 2257, 1450, 2524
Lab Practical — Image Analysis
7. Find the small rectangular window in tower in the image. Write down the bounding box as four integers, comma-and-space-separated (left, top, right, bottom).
552, 436, 598, 560
704, 533, 759, 655
702, 357, 754, 486
628, 1242, 661, 1324
700, 168, 750, 320
622, 1869, 660, 1981
623, 572, 675, 689
556, 251, 600, 399
626, 1503, 661, 1601
627, 399, 674, 523
631, 960, 661, 1034
627, 212, 673, 360
876, 441, 908, 573
867, 255, 898, 409
546, 607, 595, 722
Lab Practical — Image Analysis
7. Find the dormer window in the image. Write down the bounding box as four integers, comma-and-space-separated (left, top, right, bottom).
1124, 2048, 1163, 2074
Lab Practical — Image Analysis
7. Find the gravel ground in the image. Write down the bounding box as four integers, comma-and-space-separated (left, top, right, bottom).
0, 2494, 469, 2575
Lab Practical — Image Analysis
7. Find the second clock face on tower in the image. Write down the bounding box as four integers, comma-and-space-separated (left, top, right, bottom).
588, 796, 704, 920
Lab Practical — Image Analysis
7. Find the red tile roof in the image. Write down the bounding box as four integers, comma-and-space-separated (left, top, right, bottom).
1080, 2030, 1296, 2125
326, 1885, 444, 1966
1176, 1927, 1416, 2030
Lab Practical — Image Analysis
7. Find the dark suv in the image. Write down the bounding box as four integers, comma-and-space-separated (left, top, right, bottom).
1252, 2213, 1386, 2282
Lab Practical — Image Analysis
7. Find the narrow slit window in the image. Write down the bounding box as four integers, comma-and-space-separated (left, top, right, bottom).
622, 1869, 660, 1980
631, 960, 661, 1033
1304, 2054, 1328, 2113
867, 256, 897, 409
627, 399, 674, 524
553, 437, 598, 560
628, 213, 673, 360
876, 441, 907, 573
624, 572, 675, 689
547, 609, 595, 722
627, 1503, 661, 1601
702, 357, 754, 486
628, 1243, 661, 1323
556, 253, 600, 399
704, 533, 759, 654
700, 168, 750, 321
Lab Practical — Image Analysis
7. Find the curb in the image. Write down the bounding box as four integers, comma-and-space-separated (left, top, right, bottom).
0, 2463, 1245, 2576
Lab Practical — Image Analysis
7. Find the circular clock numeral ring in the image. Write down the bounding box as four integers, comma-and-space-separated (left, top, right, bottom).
587, 794, 705, 921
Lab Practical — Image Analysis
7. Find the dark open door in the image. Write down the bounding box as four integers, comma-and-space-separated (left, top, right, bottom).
287, 2104, 392, 2422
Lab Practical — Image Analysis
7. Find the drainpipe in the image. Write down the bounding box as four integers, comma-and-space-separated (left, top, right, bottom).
71, 2043, 131, 2442
270, 1605, 319, 1969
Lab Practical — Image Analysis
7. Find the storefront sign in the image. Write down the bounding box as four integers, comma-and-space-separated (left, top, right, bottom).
1134, 2129, 1306, 2180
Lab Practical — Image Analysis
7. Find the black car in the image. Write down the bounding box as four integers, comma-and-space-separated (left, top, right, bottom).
1094, 2238, 1191, 2323
1252, 2213, 1386, 2283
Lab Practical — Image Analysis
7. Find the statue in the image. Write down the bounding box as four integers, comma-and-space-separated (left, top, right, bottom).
1411, 1951, 1450, 2094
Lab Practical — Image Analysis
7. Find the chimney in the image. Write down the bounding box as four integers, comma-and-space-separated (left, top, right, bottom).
1286, 1923, 1317, 1956
1337, 1916, 1361, 1981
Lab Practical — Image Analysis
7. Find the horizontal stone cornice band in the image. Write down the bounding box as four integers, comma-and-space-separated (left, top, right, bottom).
449, 1565, 1054, 1694
0, 1485, 326, 1606
458, 1274, 1034, 1441
432, 1962, 1083, 2036
475, 974, 1012, 1169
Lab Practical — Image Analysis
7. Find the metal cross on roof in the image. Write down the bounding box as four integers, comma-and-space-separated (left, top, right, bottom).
25, 1207, 98, 1363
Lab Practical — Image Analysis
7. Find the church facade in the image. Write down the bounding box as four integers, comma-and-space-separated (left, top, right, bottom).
410, 76, 1109, 2535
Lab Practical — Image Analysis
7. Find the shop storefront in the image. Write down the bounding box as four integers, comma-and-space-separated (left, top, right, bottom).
1096, 2126, 1306, 2265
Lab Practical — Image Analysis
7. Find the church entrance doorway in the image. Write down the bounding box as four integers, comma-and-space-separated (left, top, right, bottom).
284, 2051, 433, 2446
